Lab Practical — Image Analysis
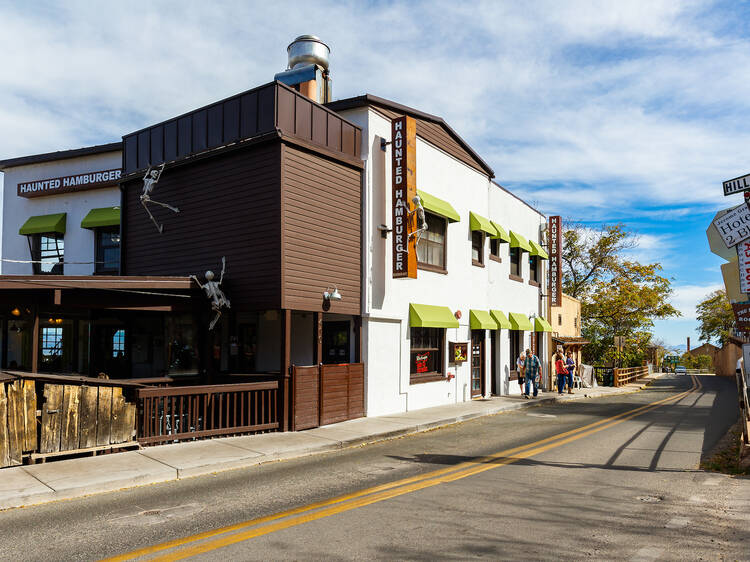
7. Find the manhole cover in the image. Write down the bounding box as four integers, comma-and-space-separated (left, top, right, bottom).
637, 495, 664, 503
140, 510, 161, 516
112, 503, 204, 526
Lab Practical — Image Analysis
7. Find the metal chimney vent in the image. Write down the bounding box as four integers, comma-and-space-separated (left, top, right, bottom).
287, 35, 330, 70
274, 35, 332, 104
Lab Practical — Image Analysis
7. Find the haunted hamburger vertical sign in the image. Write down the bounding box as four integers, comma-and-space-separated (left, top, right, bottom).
391, 116, 417, 279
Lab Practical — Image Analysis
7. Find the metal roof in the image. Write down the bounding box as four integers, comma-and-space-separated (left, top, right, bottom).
0, 142, 121, 171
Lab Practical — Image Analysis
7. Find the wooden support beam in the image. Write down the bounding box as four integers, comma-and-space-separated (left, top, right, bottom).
313, 312, 322, 365
280, 309, 291, 432
31, 309, 40, 374
53, 289, 61, 306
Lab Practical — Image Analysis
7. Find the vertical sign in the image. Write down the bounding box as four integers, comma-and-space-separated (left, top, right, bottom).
548, 215, 562, 307
391, 116, 418, 278
739, 240, 750, 294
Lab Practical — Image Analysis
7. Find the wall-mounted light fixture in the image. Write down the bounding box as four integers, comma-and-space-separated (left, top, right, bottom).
323, 286, 342, 301
10, 307, 21, 317
378, 224, 392, 239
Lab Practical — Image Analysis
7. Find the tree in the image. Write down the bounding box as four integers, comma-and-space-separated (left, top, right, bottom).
562, 223, 680, 366
562, 224, 637, 300
695, 289, 734, 346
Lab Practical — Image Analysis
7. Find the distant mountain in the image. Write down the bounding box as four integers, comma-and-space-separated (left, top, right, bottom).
669, 344, 687, 353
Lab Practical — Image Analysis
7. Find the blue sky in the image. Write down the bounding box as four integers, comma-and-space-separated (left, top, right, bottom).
1, 0, 748, 347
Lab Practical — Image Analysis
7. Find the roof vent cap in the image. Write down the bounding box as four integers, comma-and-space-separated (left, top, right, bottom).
287, 35, 330, 70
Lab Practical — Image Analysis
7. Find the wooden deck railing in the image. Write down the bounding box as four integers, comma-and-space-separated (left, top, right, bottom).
613, 366, 649, 387
137, 381, 279, 446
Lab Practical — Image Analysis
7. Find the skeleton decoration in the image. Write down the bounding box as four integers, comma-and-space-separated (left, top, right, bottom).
408, 195, 428, 245
141, 163, 180, 233
191, 256, 231, 330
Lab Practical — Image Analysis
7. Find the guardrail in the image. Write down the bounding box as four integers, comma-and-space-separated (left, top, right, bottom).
137, 381, 280, 446
613, 366, 649, 387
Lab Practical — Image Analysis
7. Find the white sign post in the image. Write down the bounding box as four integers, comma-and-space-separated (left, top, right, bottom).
742, 343, 750, 375
712, 201, 750, 248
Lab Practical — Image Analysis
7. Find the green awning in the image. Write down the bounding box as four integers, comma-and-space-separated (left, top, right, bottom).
508, 312, 533, 331
470, 309, 498, 330
490, 310, 512, 330
490, 221, 510, 242
535, 317, 554, 332
528, 240, 549, 260
417, 190, 460, 223
81, 207, 120, 229
509, 231, 532, 252
19, 213, 66, 235
469, 212, 497, 236
409, 303, 459, 329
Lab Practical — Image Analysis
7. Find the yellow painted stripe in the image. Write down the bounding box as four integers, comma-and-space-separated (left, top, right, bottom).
104, 375, 696, 561
152, 376, 699, 560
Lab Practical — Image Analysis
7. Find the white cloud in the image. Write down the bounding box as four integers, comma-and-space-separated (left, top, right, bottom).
669, 283, 723, 319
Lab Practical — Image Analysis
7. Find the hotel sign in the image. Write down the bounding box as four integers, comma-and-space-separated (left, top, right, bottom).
18, 168, 121, 198
712, 201, 750, 248
723, 173, 750, 196
548, 215, 562, 307
391, 116, 417, 279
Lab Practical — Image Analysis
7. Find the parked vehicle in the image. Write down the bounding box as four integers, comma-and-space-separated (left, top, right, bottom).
675, 365, 687, 374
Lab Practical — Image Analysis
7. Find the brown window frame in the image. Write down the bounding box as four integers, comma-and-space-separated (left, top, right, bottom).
28, 233, 64, 275
489, 238, 502, 262
471, 231, 485, 267
417, 212, 448, 274
410, 326, 446, 384
509, 330, 523, 380
529, 255, 539, 283
94, 227, 120, 275
510, 247, 521, 277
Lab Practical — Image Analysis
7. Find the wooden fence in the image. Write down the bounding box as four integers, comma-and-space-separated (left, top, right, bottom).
136, 381, 279, 446
1, 377, 137, 468
613, 366, 650, 387
292, 363, 365, 430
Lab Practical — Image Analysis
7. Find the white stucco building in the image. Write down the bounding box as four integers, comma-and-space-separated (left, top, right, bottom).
328, 95, 552, 416
0, 143, 122, 276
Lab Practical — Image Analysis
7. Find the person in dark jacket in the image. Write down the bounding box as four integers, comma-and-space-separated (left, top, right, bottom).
565, 351, 576, 394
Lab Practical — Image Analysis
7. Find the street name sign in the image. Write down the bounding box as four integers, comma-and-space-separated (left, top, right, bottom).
707, 209, 739, 261
712, 201, 750, 248
723, 173, 750, 196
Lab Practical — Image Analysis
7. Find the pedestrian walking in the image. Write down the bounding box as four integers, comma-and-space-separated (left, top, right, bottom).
523, 348, 541, 398
566, 351, 576, 394
555, 351, 567, 395
517, 350, 526, 394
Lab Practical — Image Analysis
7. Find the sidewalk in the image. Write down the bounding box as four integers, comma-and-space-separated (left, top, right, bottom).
0, 373, 663, 511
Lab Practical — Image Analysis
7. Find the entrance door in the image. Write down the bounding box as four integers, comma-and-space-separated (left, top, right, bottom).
490, 331, 497, 395
322, 321, 350, 364
471, 330, 485, 398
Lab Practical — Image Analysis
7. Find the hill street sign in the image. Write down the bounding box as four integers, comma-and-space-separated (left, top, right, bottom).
712, 201, 750, 248
723, 173, 750, 196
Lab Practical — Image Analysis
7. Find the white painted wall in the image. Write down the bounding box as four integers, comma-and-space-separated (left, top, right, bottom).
341, 106, 549, 417
1, 151, 121, 275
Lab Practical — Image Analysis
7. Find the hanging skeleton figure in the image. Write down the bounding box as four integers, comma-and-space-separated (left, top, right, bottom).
191, 256, 231, 330
407, 195, 428, 245
141, 163, 180, 233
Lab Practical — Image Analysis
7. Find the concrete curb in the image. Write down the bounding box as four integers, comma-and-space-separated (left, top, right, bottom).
0, 374, 662, 511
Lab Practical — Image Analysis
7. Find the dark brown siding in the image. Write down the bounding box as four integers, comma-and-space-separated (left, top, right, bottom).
122, 82, 361, 175
371, 104, 486, 176
123, 143, 282, 310
281, 144, 361, 315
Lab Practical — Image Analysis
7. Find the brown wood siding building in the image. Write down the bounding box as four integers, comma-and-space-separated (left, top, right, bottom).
281, 145, 361, 315
121, 82, 363, 315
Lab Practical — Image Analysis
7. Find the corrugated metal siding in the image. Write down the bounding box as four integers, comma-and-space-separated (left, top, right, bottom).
123, 144, 282, 310
281, 145, 361, 315
371, 104, 486, 176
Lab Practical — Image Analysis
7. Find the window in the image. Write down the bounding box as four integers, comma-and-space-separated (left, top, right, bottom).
410, 327, 444, 381
574, 317, 578, 329
95, 227, 120, 274
417, 213, 446, 271
509, 330, 522, 374
529, 255, 539, 282
490, 238, 501, 261
112, 329, 125, 358
29, 234, 64, 274
41, 327, 63, 358
471, 231, 484, 266
510, 247, 521, 277
558, 314, 563, 325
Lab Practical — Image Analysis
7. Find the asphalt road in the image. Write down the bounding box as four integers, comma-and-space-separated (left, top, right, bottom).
1, 374, 747, 561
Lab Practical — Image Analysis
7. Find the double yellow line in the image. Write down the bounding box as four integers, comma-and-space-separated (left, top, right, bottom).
106, 375, 700, 561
